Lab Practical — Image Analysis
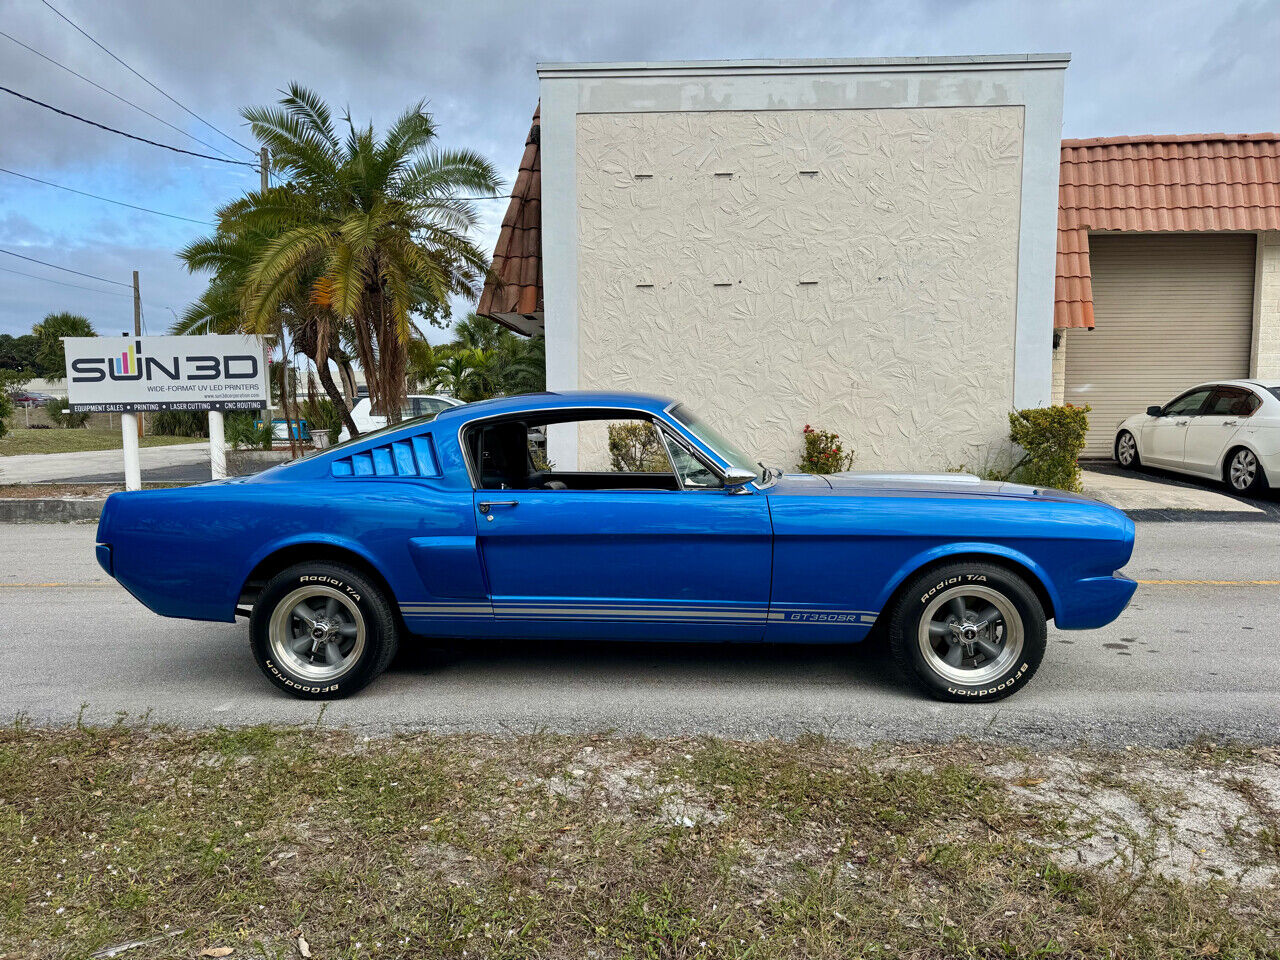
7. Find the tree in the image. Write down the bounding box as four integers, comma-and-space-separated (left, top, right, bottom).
228, 84, 501, 424
410, 313, 546, 401
0, 333, 40, 373
177, 229, 359, 443
33, 313, 94, 381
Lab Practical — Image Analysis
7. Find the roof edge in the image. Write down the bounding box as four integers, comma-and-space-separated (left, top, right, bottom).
538, 54, 1070, 78
1063, 132, 1280, 147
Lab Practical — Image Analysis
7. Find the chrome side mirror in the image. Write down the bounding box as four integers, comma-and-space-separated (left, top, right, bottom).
723, 467, 757, 489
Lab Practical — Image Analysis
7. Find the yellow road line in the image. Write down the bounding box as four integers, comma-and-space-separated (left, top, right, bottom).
1136, 579, 1280, 586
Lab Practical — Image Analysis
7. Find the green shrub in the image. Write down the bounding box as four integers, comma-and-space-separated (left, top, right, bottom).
1006, 404, 1090, 492
0, 390, 11, 441
225, 411, 273, 450
45, 403, 91, 429
607, 421, 670, 472
151, 409, 208, 438
299, 396, 344, 445
797, 424, 854, 474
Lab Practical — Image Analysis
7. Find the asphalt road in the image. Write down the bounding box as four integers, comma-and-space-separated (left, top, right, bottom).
2, 520, 1278, 745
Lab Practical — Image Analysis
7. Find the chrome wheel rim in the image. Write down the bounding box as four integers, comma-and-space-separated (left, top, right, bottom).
1118, 433, 1136, 465
268, 585, 365, 682
917, 585, 1023, 686
1229, 450, 1257, 491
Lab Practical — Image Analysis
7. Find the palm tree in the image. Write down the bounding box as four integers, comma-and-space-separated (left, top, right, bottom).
228, 84, 501, 423
34, 312, 94, 381
177, 228, 357, 448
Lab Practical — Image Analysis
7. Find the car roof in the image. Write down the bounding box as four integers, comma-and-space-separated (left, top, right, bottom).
430, 390, 676, 423
1183, 379, 1280, 393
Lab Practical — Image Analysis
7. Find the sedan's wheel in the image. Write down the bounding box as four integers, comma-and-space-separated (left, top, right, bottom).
1116, 430, 1140, 469
250, 562, 399, 699
888, 562, 1046, 702
1226, 447, 1267, 496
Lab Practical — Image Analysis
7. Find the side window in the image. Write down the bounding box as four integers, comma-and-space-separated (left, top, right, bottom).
1165, 389, 1211, 416
1205, 387, 1261, 417
662, 428, 723, 490
469, 414, 681, 492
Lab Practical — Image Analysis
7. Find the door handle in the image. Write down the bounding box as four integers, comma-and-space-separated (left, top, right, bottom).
1176, 419, 1189, 426
477, 500, 519, 514
1222, 420, 1238, 426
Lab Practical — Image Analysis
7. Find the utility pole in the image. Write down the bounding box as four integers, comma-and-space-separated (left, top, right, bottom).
132, 270, 143, 440
262, 145, 299, 459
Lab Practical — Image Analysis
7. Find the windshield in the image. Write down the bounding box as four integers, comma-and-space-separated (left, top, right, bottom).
668, 402, 773, 484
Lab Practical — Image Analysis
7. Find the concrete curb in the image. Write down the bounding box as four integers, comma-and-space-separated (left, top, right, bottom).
0, 498, 106, 523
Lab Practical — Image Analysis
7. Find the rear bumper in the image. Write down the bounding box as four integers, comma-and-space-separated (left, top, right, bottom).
1054, 572, 1137, 629
95, 543, 112, 576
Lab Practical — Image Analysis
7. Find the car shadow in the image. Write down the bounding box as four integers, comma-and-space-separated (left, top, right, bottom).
1082, 459, 1280, 518
388, 632, 908, 693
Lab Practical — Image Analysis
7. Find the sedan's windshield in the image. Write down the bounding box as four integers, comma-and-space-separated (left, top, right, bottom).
668, 403, 775, 484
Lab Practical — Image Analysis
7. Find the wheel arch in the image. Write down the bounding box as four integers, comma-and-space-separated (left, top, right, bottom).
1115, 427, 1139, 462
237, 537, 399, 622
874, 545, 1058, 625
1218, 441, 1268, 484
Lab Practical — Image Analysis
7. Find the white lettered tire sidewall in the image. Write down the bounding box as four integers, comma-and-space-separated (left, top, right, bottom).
250, 562, 399, 700
888, 562, 1047, 703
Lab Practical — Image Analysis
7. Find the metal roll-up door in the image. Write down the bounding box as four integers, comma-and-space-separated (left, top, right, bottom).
1065, 233, 1256, 457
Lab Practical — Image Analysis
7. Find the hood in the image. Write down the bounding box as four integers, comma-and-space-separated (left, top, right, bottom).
769, 471, 1093, 503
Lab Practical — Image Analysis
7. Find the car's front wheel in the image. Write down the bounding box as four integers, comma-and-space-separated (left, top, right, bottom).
1225, 447, 1268, 497
888, 562, 1046, 702
1116, 430, 1140, 469
250, 562, 399, 699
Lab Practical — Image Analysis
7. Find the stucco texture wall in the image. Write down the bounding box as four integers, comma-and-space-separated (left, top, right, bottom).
575, 107, 1025, 472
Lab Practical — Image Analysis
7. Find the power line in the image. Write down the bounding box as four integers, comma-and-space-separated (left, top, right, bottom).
0, 84, 256, 168
0, 263, 131, 298
39, 0, 255, 156
0, 29, 237, 160
0, 247, 131, 287
0, 167, 215, 225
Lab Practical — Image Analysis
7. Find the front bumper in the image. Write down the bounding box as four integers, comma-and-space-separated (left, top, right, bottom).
1054, 571, 1137, 629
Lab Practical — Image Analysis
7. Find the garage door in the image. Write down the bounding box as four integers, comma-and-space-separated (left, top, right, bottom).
1065, 233, 1256, 457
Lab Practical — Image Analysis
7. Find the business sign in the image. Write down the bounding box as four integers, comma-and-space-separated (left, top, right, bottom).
64, 334, 270, 412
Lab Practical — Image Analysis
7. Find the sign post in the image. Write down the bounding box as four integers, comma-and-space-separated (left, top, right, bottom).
63, 334, 271, 487
208, 409, 226, 480
120, 412, 141, 490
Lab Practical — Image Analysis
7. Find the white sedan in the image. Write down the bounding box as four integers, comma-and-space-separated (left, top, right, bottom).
1114, 379, 1280, 496
336, 394, 462, 443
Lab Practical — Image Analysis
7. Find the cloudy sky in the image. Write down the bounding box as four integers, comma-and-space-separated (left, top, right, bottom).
1, 0, 1277, 339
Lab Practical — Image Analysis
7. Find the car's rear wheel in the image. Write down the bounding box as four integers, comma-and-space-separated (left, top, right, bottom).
888, 562, 1046, 702
1225, 447, 1268, 497
250, 562, 399, 699
1115, 430, 1140, 469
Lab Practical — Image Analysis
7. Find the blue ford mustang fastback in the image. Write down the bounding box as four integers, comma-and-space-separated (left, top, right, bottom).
96, 391, 1136, 701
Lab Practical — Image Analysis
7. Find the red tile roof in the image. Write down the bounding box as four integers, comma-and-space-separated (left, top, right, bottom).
478, 105, 542, 332
1056, 132, 1280, 328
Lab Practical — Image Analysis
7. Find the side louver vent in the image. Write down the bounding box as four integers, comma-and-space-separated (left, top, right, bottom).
331, 434, 440, 478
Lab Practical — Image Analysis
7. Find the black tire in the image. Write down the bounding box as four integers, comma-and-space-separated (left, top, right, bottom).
1224, 446, 1268, 497
250, 562, 399, 699
888, 562, 1046, 702
1115, 430, 1140, 470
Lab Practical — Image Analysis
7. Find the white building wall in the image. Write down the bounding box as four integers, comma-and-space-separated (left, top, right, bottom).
1252, 230, 1280, 379
538, 56, 1068, 470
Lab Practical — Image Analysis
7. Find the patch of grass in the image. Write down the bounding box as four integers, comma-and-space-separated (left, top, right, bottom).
0, 427, 198, 456
0, 481, 196, 498
0, 729, 1277, 959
